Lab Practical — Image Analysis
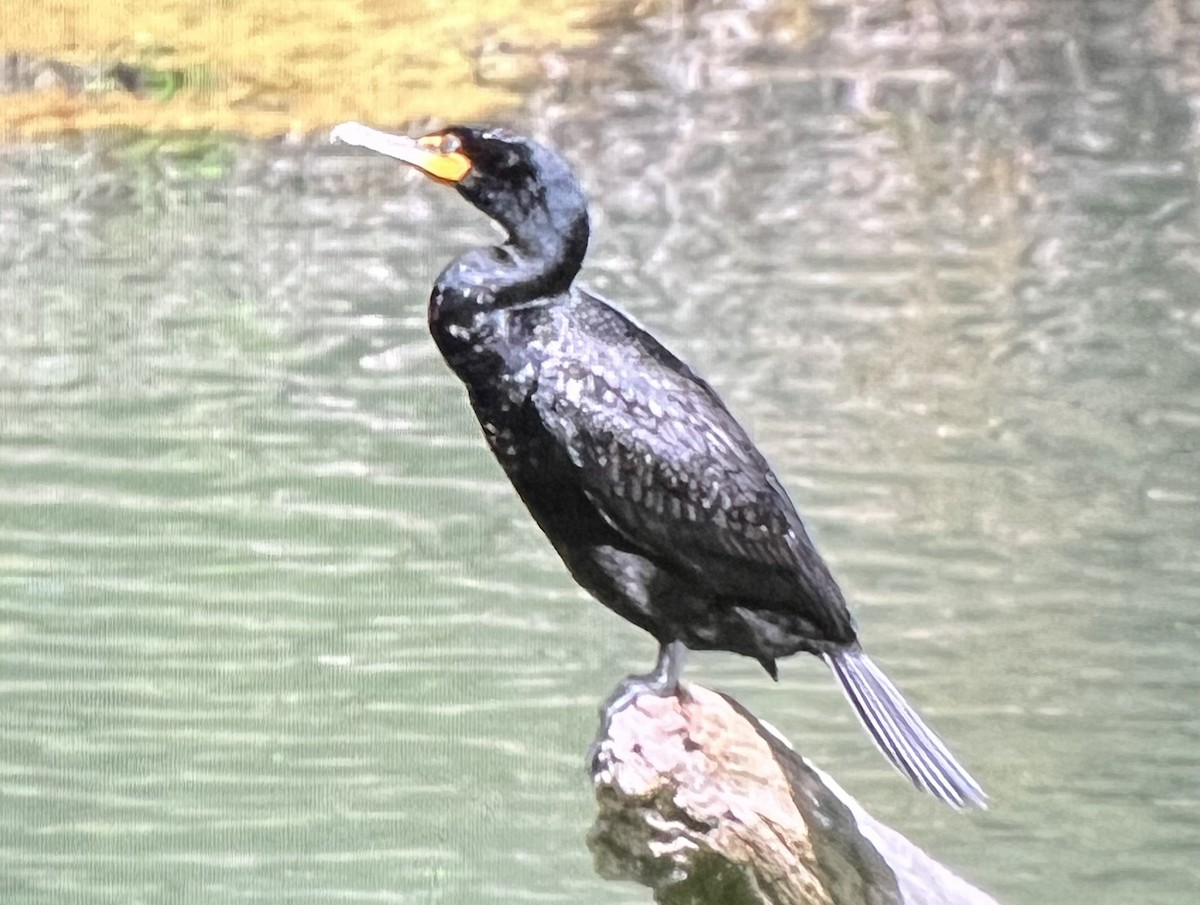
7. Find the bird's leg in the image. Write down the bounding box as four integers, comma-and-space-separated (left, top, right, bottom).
600, 642, 688, 719
589, 642, 689, 773
649, 640, 688, 695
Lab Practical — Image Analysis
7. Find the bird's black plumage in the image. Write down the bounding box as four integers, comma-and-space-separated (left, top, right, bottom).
331, 121, 985, 808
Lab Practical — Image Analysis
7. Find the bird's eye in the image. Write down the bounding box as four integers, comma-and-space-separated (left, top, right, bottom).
440, 133, 462, 155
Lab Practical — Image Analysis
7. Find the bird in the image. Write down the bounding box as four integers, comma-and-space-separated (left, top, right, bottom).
330, 121, 986, 809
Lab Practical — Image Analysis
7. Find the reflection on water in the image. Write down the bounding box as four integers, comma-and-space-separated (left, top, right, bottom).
2, 1, 1199, 903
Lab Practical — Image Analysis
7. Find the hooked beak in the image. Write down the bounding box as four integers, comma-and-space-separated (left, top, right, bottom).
330, 121, 471, 183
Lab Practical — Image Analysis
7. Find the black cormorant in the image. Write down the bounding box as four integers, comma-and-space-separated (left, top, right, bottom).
330, 121, 986, 809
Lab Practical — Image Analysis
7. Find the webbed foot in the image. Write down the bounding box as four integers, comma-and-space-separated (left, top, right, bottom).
588, 642, 688, 773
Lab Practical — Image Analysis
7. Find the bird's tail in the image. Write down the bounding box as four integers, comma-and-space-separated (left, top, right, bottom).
824, 648, 987, 809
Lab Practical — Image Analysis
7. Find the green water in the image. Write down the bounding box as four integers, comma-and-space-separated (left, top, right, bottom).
3, 3, 1200, 903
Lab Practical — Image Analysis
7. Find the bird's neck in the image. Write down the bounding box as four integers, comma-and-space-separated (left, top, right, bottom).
498, 204, 589, 302
428, 204, 588, 366
440, 209, 586, 300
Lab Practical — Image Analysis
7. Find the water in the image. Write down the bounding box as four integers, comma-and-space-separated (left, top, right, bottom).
3, 2, 1200, 903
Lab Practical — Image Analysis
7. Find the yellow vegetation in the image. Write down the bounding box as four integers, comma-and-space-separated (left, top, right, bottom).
0, 0, 613, 138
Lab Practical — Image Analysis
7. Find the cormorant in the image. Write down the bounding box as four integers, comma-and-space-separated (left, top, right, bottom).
330, 121, 986, 808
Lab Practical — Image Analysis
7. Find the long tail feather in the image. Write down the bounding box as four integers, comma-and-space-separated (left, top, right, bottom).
824, 649, 987, 809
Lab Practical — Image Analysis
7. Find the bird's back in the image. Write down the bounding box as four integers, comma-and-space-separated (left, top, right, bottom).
500, 289, 857, 647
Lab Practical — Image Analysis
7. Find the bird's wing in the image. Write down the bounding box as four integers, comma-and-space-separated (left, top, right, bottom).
529, 301, 832, 601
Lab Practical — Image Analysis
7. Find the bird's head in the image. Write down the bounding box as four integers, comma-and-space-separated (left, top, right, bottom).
331, 122, 587, 253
